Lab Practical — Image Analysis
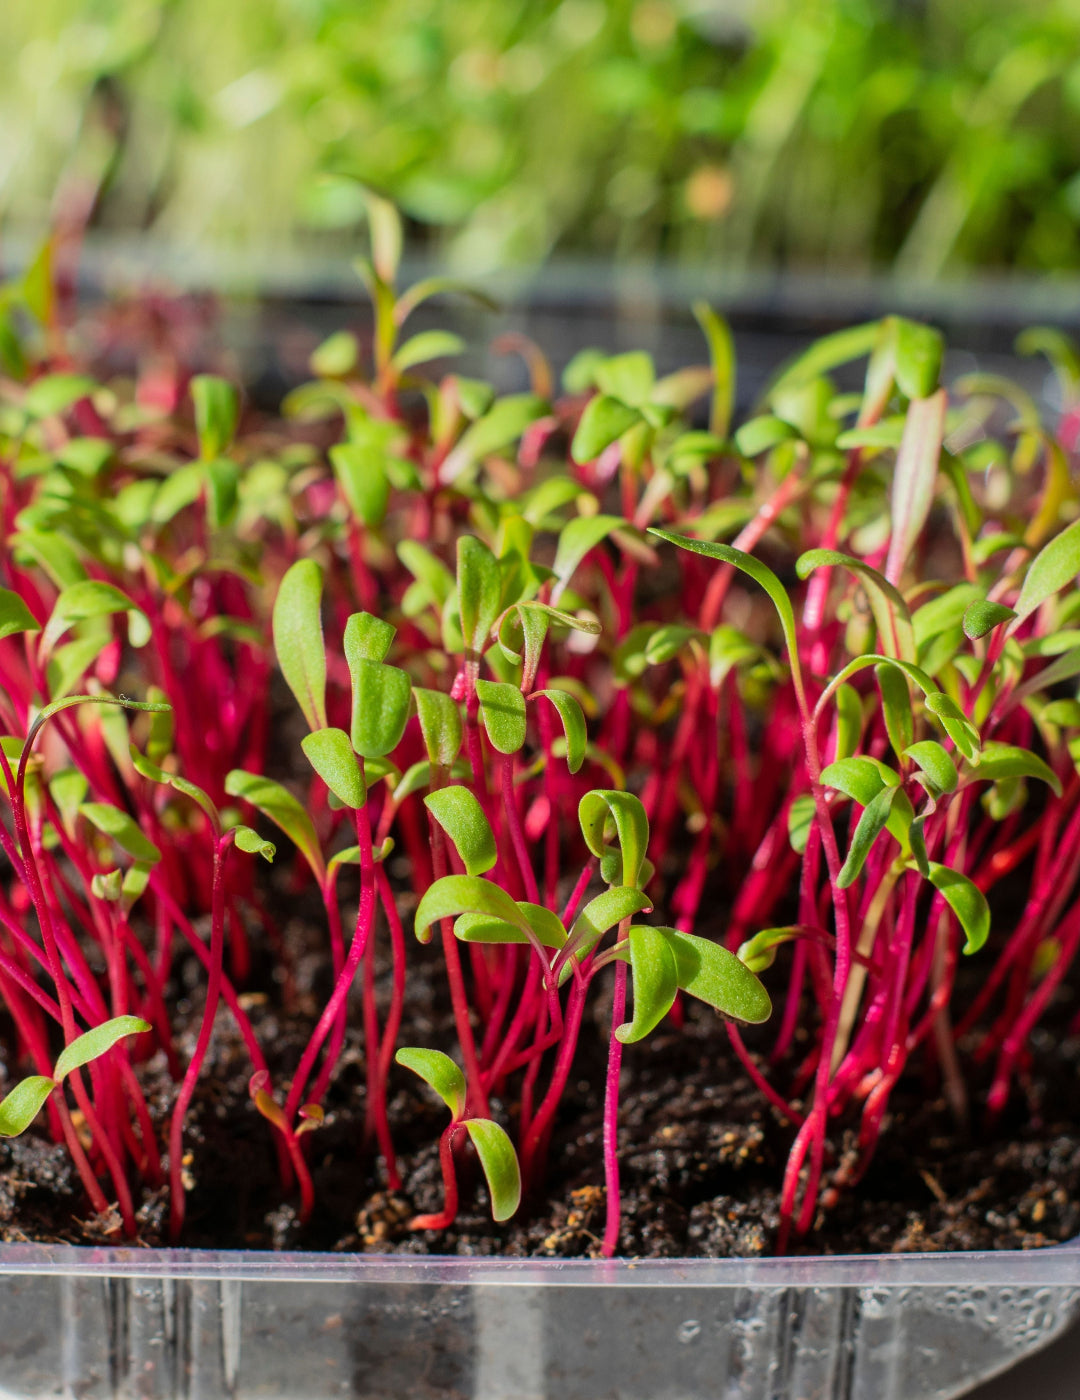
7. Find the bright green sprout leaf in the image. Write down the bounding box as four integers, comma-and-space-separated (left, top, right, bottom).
531, 689, 587, 773
555, 887, 654, 980
53, 1016, 151, 1084
311, 330, 359, 377
395, 1047, 466, 1121
796, 550, 915, 664
302, 728, 367, 808
414, 688, 463, 769
225, 771, 325, 883
876, 662, 914, 758
130, 746, 221, 834
24, 374, 97, 419
614, 929, 772, 1025
822, 756, 899, 806
457, 535, 502, 656
398, 541, 456, 609
766, 322, 881, 401
1042, 699, 1080, 727
390, 330, 466, 375
233, 825, 276, 862
963, 599, 1017, 640
835, 684, 863, 761
644, 625, 701, 665
475, 679, 527, 755
924, 691, 980, 760
904, 741, 958, 793
80, 803, 161, 865
452, 376, 495, 419
394, 276, 499, 327
892, 319, 944, 400
692, 302, 735, 438
424, 787, 497, 876
441, 393, 548, 482
41, 581, 150, 657
0, 1077, 56, 1137
579, 790, 650, 889
838, 786, 899, 889
455, 902, 567, 950
1014, 517, 1080, 623
330, 443, 390, 528
733, 415, 799, 457
191, 375, 239, 460
344, 611, 395, 667
616, 924, 679, 1044
273, 560, 327, 732
737, 926, 818, 974
927, 863, 990, 955
593, 351, 654, 406
463, 1119, 522, 1222
413, 875, 530, 945
570, 395, 642, 463
0, 588, 40, 641
965, 742, 1062, 797
91, 869, 122, 901
349, 659, 412, 759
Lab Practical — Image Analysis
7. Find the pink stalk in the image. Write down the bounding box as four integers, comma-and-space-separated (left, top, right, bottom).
600, 918, 630, 1257
169, 830, 235, 1241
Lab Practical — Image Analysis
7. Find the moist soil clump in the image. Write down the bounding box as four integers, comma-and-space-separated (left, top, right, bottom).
0, 930, 1076, 1257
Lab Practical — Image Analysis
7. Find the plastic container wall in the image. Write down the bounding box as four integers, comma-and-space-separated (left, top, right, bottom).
0, 1245, 1076, 1400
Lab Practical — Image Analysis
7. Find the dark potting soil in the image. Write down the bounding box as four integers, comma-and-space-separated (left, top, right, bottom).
0, 901, 1077, 1259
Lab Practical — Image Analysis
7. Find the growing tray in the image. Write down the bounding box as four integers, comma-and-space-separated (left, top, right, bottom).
0, 1244, 1076, 1400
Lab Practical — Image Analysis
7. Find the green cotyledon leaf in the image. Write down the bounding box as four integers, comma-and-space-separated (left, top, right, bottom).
52, 1016, 150, 1083
349, 660, 411, 760
301, 728, 367, 808
424, 786, 496, 876
612, 929, 772, 1024
463, 1118, 522, 1222
475, 679, 526, 755
615, 924, 679, 1044
395, 1047, 466, 1120
413, 688, 463, 769
0, 1077, 55, 1137
926, 863, 990, 955
272, 560, 327, 732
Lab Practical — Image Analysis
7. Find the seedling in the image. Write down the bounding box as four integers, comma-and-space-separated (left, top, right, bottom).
2, 219, 1079, 1260
0, 1016, 149, 1138
395, 1047, 521, 1228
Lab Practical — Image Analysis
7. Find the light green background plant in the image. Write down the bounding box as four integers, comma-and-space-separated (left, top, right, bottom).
4, 0, 1080, 275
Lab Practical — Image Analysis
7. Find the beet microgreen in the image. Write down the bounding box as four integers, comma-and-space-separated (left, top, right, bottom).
395, 1047, 521, 1227
2, 230, 1079, 1258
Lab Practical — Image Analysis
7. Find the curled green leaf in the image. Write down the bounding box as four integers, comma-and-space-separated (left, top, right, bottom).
616, 924, 678, 1044
463, 1118, 522, 1222
424, 786, 497, 876
395, 1047, 466, 1121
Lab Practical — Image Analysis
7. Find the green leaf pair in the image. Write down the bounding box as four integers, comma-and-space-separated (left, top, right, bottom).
394, 1048, 521, 1223
0, 1017, 150, 1138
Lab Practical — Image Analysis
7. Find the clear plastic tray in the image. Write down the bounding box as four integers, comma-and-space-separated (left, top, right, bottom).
0, 1244, 1076, 1400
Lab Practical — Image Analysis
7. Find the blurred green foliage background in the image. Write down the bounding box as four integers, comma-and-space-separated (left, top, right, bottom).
4, 0, 1080, 278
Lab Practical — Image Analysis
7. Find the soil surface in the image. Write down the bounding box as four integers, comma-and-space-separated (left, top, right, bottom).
0, 895, 1077, 1258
